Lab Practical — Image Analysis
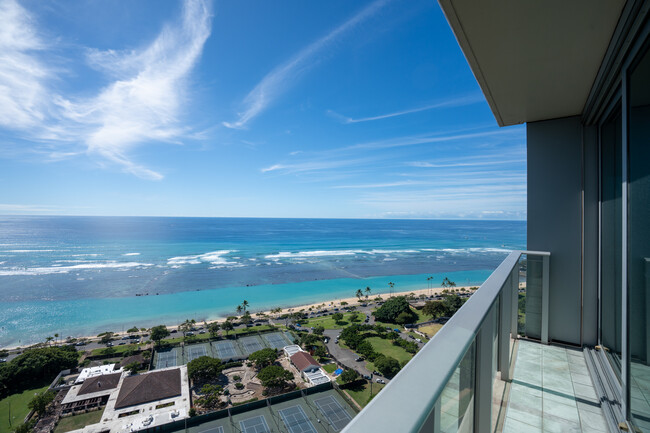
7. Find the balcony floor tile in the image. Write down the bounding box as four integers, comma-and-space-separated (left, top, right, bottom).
502, 340, 609, 433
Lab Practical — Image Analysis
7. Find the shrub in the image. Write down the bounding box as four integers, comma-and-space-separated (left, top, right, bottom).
234, 382, 244, 390
257, 365, 293, 388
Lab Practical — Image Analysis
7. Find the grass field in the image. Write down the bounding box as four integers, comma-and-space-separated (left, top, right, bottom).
365, 337, 413, 365
299, 313, 361, 330
418, 323, 443, 338
0, 384, 50, 433
54, 410, 104, 433
322, 363, 338, 373
91, 343, 146, 356
343, 381, 385, 407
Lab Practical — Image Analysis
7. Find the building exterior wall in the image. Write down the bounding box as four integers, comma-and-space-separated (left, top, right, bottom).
527, 116, 583, 345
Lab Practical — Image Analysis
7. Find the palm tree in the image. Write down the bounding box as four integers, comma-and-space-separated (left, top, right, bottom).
388, 282, 395, 297
242, 300, 249, 312
355, 288, 363, 301
54, 333, 59, 345
365, 286, 371, 300
236, 305, 243, 315
45, 336, 53, 346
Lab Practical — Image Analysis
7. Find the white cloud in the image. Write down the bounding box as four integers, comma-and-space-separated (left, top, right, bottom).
0, 0, 212, 180
223, 0, 390, 129
0, 0, 52, 130
327, 94, 483, 124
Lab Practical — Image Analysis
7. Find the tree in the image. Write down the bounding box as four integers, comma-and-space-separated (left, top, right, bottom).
45, 336, 53, 346
441, 277, 456, 290
28, 391, 54, 416
355, 289, 363, 301
248, 348, 277, 369
236, 305, 243, 315
442, 294, 465, 316
150, 325, 170, 345
221, 320, 234, 337
197, 384, 223, 409
127, 326, 139, 334
242, 300, 249, 312
332, 312, 344, 324
208, 322, 220, 339
187, 356, 223, 381
179, 319, 196, 339
388, 281, 395, 296
374, 355, 401, 378
313, 346, 327, 359
257, 365, 293, 388
99, 332, 114, 345
0, 346, 78, 398
373, 297, 417, 324
340, 369, 359, 384
240, 312, 252, 325
312, 325, 325, 335
365, 286, 371, 300
422, 301, 446, 319
125, 362, 140, 375
395, 311, 414, 325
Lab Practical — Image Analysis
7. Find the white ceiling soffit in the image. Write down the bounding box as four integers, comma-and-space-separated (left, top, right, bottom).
438, 0, 626, 126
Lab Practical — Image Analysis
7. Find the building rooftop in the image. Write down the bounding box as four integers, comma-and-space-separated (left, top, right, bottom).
78, 372, 121, 396
114, 368, 181, 409
290, 351, 319, 372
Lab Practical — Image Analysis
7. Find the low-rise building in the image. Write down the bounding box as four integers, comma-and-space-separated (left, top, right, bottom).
285, 346, 330, 386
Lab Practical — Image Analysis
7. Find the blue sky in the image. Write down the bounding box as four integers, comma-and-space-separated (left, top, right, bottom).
0, 0, 526, 220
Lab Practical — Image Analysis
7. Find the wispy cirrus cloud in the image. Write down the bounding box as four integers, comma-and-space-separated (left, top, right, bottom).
261, 157, 373, 174
0, 0, 212, 180
327, 94, 483, 124
223, 0, 390, 130
0, 0, 53, 130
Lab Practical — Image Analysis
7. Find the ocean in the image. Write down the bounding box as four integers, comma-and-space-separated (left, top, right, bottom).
0, 216, 525, 347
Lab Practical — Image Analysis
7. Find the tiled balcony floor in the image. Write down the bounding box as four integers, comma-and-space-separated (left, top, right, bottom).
502, 340, 609, 433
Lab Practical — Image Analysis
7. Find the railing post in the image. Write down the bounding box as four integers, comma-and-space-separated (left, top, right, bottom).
474, 305, 495, 433
498, 274, 512, 382
510, 264, 519, 338
541, 254, 550, 344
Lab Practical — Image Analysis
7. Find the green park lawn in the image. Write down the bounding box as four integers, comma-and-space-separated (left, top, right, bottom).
299, 313, 361, 330
91, 343, 147, 357
418, 323, 443, 338
365, 337, 413, 365
343, 381, 385, 408
0, 384, 50, 433
54, 410, 104, 433
322, 363, 338, 373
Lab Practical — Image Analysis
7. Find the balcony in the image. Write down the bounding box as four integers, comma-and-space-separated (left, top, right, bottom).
341, 251, 610, 433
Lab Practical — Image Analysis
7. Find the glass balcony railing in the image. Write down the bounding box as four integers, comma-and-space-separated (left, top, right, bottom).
341, 250, 550, 433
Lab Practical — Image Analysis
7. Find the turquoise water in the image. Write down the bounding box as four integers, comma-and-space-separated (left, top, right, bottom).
0, 217, 525, 346
1, 270, 490, 346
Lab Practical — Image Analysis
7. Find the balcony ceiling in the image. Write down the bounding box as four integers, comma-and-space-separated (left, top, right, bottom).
438, 0, 626, 126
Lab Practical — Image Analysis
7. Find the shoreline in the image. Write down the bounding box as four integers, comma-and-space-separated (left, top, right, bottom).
5, 285, 477, 351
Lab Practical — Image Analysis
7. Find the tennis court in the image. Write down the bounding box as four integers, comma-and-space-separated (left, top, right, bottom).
184, 342, 212, 363
313, 395, 353, 431
261, 332, 292, 349
212, 340, 244, 361
238, 335, 265, 356
155, 347, 181, 368
239, 415, 270, 433
278, 406, 318, 433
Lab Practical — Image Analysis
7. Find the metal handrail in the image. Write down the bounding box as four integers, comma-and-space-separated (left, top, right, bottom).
342, 250, 550, 433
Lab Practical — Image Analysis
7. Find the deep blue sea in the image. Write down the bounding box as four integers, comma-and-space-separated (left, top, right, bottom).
0, 216, 525, 347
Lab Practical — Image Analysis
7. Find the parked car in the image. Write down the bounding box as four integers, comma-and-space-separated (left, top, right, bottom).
186, 332, 194, 336
119, 342, 126, 345
199, 330, 206, 334
170, 329, 178, 333
376, 378, 386, 384
75, 341, 86, 346
363, 375, 371, 380
355, 356, 364, 362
